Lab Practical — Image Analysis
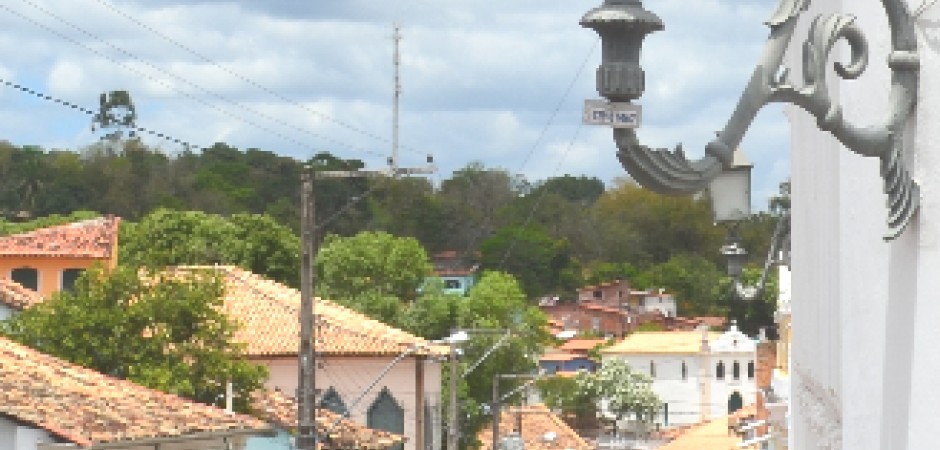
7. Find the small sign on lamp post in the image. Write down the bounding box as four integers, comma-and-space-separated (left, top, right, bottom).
582, 99, 642, 128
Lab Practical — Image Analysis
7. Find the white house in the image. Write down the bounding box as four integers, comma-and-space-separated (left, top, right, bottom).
600, 324, 758, 428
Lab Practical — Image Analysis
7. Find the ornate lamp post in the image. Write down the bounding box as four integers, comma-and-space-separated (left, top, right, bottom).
581, 0, 921, 241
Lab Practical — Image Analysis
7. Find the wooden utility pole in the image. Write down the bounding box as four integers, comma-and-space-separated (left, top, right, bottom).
296, 24, 434, 449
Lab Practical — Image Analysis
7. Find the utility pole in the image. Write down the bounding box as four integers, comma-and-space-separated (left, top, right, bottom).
297, 23, 434, 449
447, 341, 458, 450
392, 22, 402, 170
492, 373, 542, 450
297, 168, 317, 450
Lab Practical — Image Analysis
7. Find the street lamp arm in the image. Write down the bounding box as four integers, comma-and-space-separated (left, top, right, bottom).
591, 0, 920, 240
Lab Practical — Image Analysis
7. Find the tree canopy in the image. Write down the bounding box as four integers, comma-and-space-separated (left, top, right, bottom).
0, 265, 267, 413
576, 358, 661, 423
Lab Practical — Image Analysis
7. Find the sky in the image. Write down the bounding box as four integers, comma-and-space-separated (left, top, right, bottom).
0, 0, 790, 210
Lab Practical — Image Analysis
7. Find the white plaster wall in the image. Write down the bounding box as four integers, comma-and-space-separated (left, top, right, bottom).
786, 0, 940, 448
0, 304, 13, 321
261, 355, 443, 450
0, 416, 57, 450
607, 352, 755, 427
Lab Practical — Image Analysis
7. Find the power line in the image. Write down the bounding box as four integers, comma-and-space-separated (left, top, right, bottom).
0, 77, 204, 151
6, 1, 385, 162
497, 39, 598, 269
88, 0, 427, 158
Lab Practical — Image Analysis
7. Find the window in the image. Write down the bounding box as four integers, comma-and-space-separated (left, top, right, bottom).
368, 388, 405, 450
649, 360, 656, 378
61, 268, 85, 292
12, 267, 38, 291
319, 387, 349, 416
592, 317, 601, 331
444, 279, 462, 290
733, 361, 741, 380
593, 290, 602, 299
748, 361, 755, 379
681, 361, 688, 380
716, 361, 725, 380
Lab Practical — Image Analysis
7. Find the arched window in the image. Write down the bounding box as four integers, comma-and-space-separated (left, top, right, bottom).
61, 268, 85, 292
747, 361, 755, 379
319, 387, 349, 416
11, 267, 38, 291
733, 361, 741, 380
681, 361, 688, 380
368, 388, 405, 450
716, 361, 725, 380
728, 391, 744, 414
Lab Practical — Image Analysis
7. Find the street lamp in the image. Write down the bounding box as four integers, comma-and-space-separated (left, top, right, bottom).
581, 0, 921, 241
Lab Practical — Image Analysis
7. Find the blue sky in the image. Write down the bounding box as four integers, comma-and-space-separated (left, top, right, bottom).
0, 0, 789, 210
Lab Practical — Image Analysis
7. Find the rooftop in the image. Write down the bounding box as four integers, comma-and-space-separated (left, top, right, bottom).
602, 331, 719, 355
558, 338, 608, 353
0, 276, 43, 310
172, 266, 449, 358
477, 404, 592, 450
0, 336, 269, 447
0, 216, 120, 259
656, 416, 742, 450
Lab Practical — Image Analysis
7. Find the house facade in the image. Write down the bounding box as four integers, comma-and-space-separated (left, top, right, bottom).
601, 324, 758, 428
175, 266, 448, 450
427, 251, 478, 296
0, 216, 120, 298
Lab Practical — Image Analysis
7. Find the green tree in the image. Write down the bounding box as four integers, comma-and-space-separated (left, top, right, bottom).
438, 162, 524, 253
120, 209, 300, 287
576, 358, 660, 423
536, 375, 597, 429
451, 271, 551, 449
480, 225, 582, 300
0, 266, 266, 412
316, 231, 431, 302
401, 278, 461, 341
634, 254, 725, 316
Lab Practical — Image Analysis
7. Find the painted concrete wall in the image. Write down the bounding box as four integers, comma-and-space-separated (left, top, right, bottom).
604, 352, 756, 427
0, 256, 103, 297
0, 416, 57, 450
260, 355, 443, 450
786, 0, 940, 448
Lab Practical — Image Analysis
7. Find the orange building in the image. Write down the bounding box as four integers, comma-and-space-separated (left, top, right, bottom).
0, 216, 120, 298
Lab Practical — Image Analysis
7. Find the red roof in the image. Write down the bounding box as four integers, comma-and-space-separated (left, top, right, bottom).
0, 216, 120, 259
558, 339, 607, 353
0, 277, 43, 310
0, 336, 268, 446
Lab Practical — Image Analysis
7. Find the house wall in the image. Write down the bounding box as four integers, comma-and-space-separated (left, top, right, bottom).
259, 354, 443, 450
0, 416, 57, 450
541, 304, 636, 337
0, 256, 106, 297
605, 351, 757, 428
783, 1, 927, 449
0, 303, 13, 321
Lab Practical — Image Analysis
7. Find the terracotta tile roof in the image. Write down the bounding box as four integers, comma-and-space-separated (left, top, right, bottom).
171, 266, 449, 358
558, 339, 607, 353
539, 352, 583, 362
251, 388, 406, 450
602, 331, 720, 355
0, 277, 43, 310
0, 336, 269, 447
656, 417, 739, 450
0, 216, 120, 259
477, 404, 591, 450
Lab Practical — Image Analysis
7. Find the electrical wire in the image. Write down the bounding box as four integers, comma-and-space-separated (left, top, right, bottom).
5, 1, 384, 163
88, 0, 429, 158
0, 76, 205, 151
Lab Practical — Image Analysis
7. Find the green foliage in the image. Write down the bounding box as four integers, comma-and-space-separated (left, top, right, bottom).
717, 266, 778, 336
480, 225, 582, 300
316, 231, 432, 302
586, 261, 639, 286
576, 359, 660, 422
120, 208, 300, 287
0, 266, 267, 412
636, 322, 666, 332
634, 254, 725, 316
453, 271, 551, 449
0, 210, 100, 235
400, 278, 461, 341
536, 375, 596, 423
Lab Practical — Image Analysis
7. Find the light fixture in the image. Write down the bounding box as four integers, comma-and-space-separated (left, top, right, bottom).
581, 0, 921, 241
708, 148, 752, 224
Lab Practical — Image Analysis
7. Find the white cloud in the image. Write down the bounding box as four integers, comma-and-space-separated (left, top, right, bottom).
0, 0, 790, 209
